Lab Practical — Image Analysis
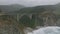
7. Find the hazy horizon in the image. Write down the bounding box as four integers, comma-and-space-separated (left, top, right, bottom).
0, 0, 60, 7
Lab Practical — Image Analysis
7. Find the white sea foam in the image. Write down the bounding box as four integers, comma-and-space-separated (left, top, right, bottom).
27, 26, 60, 34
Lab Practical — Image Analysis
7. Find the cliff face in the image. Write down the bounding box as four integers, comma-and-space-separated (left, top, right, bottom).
0, 24, 20, 34
0, 15, 21, 34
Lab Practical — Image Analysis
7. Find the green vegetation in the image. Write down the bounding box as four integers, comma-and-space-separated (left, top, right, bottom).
0, 3, 60, 34
19, 15, 30, 27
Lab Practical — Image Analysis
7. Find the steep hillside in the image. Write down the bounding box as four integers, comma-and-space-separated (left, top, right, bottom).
53, 3, 60, 15
18, 5, 56, 14
0, 4, 25, 13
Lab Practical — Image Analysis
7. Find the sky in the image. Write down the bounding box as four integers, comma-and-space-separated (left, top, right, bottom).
0, 0, 60, 6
